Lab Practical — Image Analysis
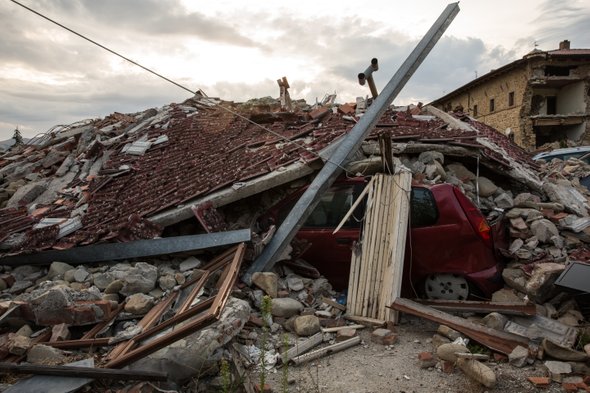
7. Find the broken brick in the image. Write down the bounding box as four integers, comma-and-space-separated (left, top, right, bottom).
493, 353, 508, 362
336, 328, 356, 342
371, 328, 397, 345
441, 360, 455, 373
527, 376, 550, 387
418, 351, 437, 369
562, 382, 578, 392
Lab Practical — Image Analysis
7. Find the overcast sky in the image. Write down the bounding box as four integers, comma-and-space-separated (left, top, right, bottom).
1, 0, 589, 140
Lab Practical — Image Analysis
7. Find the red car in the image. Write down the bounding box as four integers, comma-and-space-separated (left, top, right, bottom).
261, 177, 506, 300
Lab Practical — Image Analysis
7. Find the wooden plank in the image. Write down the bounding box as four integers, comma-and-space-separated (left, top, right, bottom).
368, 174, 387, 318
291, 336, 361, 365
343, 315, 386, 327
0, 362, 167, 381
177, 271, 209, 314
363, 174, 383, 317
333, 177, 374, 234
389, 298, 528, 355
283, 332, 324, 363
321, 324, 365, 333
320, 296, 346, 312
415, 299, 537, 316
81, 302, 125, 340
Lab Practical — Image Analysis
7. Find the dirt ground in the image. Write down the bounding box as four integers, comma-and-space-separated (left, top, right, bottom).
257, 315, 565, 393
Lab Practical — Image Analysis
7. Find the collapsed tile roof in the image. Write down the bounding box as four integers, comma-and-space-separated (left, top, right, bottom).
0, 96, 537, 256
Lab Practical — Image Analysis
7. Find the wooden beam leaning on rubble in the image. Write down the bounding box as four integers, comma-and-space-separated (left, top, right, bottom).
105, 243, 245, 369
389, 298, 528, 355
0, 363, 167, 381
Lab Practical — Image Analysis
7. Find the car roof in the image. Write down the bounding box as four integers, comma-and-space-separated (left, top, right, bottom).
532, 146, 590, 161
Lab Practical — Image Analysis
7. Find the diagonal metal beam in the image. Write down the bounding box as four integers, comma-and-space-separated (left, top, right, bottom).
244, 3, 460, 282
0, 229, 250, 266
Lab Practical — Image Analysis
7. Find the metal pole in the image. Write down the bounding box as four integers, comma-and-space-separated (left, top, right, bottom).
244, 3, 460, 283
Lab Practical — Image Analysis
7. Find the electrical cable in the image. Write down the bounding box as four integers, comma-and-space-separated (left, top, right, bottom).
9, 0, 355, 175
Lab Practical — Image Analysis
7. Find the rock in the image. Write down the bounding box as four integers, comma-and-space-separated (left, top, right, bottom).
447, 163, 475, 182
271, 298, 303, 318
175, 273, 186, 285
73, 268, 89, 283
293, 315, 321, 336
336, 328, 357, 342
128, 297, 250, 383
104, 279, 124, 294
492, 287, 523, 303
16, 324, 33, 338
508, 345, 529, 367
418, 151, 444, 165
103, 293, 119, 302
542, 339, 587, 362
27, 344, 66, 364
251, 272, 278, 298
509, 239, 524, 254
476, 177, 498, 197
119, 263, 158, 296
456, 358, 496, 388
494, 193, 514, 209
6, 181, 47, 208
543, 182, 588, 217
530, 219, 560, 243
526, 263, 565, 303
544, 360, 572, 382
437, 325, 461, 341
371, 328, 397, 345
482, 312, 508, 330
158, 275, 176, 291
125, 294, 155, 315
179, 257, 202, 272
47, 262, 75, 280
93, 273, 114, 290
501, 268, 528, 294
50, 323, 71, 342
417, 351, 437, 368
431, 334, 451, 349
514, 192, 541, 206
63, 269, 76, 283
9, 280, 33, 294
510, 217, 529, 231
286, 274, 304, 292
30, 287, 71, 325
8, 334, 31, 355
311, 278, 332, 297
425, 162, 447, 180
437, 343, 469, 362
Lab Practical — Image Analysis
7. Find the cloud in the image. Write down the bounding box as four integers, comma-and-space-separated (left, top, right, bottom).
533, 0, 590, 48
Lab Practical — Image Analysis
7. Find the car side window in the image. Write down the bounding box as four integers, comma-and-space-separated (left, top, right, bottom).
411, 188, 438, 227
304, 184, 362, 228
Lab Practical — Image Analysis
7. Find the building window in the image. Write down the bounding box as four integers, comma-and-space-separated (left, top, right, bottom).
473, 105, 478, 117
489, 99, 495, 112
508, 92, 515, 107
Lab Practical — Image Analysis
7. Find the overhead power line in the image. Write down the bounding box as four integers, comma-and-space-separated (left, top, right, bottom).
10, 0, 352, 173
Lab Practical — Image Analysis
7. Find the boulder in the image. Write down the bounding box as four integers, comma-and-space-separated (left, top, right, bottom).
104, 280, 124, 294
530, 219, 559, 243
293, 315, 321, 336
47, 262, 75, 280
27, 344, 67, 364
119, 263, 158, 296
158, 275, 176, 291
526, 263, 565, 303
252, 272, 278, 298
125, 294, 155, 315
436, 343, 469, 362
271, 298, 303, 318
476, 176, 498, 197
482, 312, 508, 330
128, 297, 250, 383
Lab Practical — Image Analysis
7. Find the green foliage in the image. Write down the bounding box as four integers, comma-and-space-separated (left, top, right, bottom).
220, 359, 232, 393
281, 333, 289, 393
259, 295, 273, 390
467, 342, 490, 356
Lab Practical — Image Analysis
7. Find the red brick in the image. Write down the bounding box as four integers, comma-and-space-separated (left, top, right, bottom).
562, 382, 578, 392
441, 360, 454, 374
418, 352, 433, 361
493, 353, 508, 362
255, 383, 272, 393
527, 376, 550, 387
336, 328, 356, 342
371, 328, 397, 345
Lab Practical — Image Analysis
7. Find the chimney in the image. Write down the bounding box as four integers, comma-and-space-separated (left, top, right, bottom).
559, 40, 570, 50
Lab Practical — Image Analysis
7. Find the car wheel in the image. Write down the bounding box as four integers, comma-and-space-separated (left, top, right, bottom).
424, 274, 469, 300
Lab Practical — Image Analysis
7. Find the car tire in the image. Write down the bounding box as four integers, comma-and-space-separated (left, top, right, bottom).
424, 273, 470, 300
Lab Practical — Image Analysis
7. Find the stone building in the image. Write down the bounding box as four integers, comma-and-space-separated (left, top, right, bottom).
430, 40, 590, 151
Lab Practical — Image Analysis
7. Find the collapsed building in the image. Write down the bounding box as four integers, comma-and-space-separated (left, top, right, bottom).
430, 40, 590, 150
0, 90, 590, 391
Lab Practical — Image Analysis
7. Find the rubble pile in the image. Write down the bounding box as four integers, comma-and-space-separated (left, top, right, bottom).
2, 95, 590, 391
